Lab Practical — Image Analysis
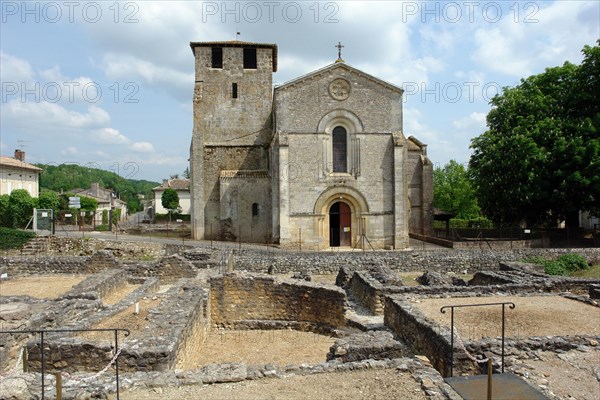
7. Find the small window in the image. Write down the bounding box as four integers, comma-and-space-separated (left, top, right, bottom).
211, 47, 223, 68
332, 126, 348, 172
243, 48, 257, 69
252, 203, 259, 217
232, 83, 238, 98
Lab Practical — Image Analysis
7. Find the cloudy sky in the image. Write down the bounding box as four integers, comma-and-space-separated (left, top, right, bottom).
1, 0, 598, 181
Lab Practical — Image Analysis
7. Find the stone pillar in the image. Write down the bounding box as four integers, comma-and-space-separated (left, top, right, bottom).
393, 134, 409, 249
278, 144, 291, 244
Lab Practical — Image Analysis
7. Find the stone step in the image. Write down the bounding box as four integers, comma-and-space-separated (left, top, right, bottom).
20, 236, 49, 255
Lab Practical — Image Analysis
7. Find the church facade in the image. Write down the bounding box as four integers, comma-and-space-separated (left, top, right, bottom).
189, 41, 433, 249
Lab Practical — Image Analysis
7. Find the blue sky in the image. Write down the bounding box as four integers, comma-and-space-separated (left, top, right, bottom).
1, 0, 598, 181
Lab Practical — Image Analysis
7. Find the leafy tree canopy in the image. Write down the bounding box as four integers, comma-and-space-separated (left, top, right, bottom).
36, 163, 159, 211
434, 160, 481, 219
161, 188, 180, 212
37, 190, 60, 210
7, 189, 35, 228
469, 42, 600, 227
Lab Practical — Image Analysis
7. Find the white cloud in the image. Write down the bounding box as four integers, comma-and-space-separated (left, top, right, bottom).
102, 53, 193, 102
61, 146, 79, 156
472, 1, 599, 77
91, 128, 130, 145
0, 52, 34, 83
130, 142, 155, 153
4, 102, 111, 133
453, 112, 487, 131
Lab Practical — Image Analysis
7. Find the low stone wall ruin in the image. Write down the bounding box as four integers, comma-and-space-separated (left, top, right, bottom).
229, 247, 599, 274
209, 273, 346, 333
384, 296, 475, 377
347, 271, 385, 315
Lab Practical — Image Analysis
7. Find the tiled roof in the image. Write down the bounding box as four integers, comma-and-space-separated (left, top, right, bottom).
0, 156, 43, 172
190, 40, 278, 72
153, 179, 190, 191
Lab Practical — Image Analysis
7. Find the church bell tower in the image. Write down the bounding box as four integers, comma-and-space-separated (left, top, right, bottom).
189, 41, 277, 241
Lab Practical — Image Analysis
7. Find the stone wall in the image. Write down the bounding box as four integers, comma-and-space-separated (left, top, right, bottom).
230, 247, 600, 274
24, 280, 205, 373
347, 271, 385, 315
210, 273, 346, 332
384, 296, 475, 377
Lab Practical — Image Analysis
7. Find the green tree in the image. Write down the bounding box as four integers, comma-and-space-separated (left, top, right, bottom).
127, 197, 142, 214
161, 188, 180, 210
469, 42, 600, 227
79, 196, 98, 211
37, 191, 60, 210
8, 189, 35, 228
0, 194, 10, 227
161, 188, 180, 221
183, 167, 190, 179
433, 161, 480, 219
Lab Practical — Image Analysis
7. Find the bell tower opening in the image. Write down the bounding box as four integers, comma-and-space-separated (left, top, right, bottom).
329, 201, 351, 247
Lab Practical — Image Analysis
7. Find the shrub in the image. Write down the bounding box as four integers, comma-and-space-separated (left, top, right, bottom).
522, 253, 589, 276
0, 227, 36, 249
556, 254, 589, 272
8, 189, 35, 228
544, 261, 566, 276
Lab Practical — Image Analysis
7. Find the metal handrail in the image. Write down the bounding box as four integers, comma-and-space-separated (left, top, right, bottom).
0, 328, 131, 399
440, 302, 516, 377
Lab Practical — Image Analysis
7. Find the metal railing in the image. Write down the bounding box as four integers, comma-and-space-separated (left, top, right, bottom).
0, 328, 130, 399
440, 302, 516, 377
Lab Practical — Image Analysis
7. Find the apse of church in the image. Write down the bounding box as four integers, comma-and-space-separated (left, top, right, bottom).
189, 40, 433, 249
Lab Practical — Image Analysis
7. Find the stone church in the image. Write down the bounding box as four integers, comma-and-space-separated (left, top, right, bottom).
189, 40, 433, 249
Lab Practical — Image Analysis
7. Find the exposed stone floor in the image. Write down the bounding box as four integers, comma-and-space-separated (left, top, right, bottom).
176, 329, 336, 369
509, 348, 600, 400
0, 275, 87, 298
113, 368, 429, 400
413, 295, 600, 339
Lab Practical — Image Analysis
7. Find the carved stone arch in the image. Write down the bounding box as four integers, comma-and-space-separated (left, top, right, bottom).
313, 186, 369, 247
317, 110, 363, 176
317, 109, 364, 134
313, 186, 369, 215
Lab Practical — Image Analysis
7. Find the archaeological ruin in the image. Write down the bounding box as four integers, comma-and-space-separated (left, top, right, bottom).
1, 236, 599, 399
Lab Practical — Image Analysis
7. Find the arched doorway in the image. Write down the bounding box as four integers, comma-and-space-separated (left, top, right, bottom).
330, 202, 351, 247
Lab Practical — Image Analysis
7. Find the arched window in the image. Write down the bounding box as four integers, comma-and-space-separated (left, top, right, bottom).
332, 126, 347, 172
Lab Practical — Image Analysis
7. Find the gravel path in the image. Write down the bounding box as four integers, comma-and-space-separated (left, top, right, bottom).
116, 369, 428, 400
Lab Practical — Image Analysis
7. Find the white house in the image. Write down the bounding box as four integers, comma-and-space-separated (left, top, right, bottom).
0, 150, 42, 197
153, 179, 191, 214
72, 182, 128, 223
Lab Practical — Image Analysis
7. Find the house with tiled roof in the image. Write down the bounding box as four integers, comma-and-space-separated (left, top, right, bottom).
72, 182, 128, 223
0, 150, 43, 197
152, 179, 190, 214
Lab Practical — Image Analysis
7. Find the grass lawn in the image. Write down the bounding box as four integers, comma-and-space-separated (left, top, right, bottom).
569, 264, 600, 279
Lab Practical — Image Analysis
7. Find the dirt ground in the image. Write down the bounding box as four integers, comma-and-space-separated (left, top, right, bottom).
101, 283, 141, 306
78, 298, 161, 341
116, 368, 428, 400
176, 329, 336, 370
0, 275, 87, 299
414, 295, 600, 339
521, 348, 600, 400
